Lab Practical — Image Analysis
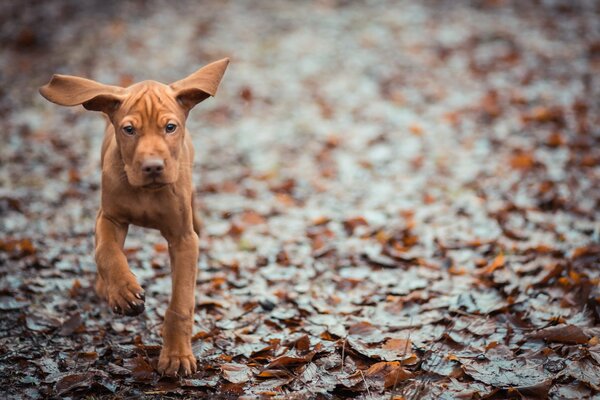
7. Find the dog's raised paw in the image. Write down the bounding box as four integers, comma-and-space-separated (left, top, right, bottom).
122, 301, 145, 316
111, 295, 145, 316
107, 280, 145, 317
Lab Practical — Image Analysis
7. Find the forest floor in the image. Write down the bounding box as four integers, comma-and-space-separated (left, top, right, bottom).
1, 0, 599, 399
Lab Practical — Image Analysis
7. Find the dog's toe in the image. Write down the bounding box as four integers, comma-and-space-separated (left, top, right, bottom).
112, 300, 144, 316
157, 354, 196, 377
106, 278, 145, 316
180, 356, 196, 376
124, 300, 145, 316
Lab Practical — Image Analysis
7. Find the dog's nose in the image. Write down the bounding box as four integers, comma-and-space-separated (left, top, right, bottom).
141, 158, 165, 176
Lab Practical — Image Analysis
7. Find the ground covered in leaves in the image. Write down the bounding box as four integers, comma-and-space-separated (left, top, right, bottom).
1, 0, 600, 399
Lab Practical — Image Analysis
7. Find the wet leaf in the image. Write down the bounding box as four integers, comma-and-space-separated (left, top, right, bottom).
558, 359, 600, 390
222, 363, 252, 384
530, 324, 590, 345
126, 356, 154, 382
364, 361, 413, 392
0, 296, 29, 310
59, 312, 84, 336
463, 358, 552, 389
26, 313, 61, 333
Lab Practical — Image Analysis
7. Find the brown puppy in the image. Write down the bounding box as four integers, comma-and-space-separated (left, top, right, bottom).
39, 58, 229, 376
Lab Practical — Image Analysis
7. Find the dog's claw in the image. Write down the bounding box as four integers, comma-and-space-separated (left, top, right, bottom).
157, 352, 197, 377
111, 300, 145, 317
103, 277, 146, 317
123, 301, 145, 316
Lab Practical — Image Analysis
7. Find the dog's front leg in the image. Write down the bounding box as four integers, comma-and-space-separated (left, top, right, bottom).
94, 211, 145, 316
158, 231, 199, 376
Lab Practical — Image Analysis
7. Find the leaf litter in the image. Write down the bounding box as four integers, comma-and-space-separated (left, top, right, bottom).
1, 0, 600, 398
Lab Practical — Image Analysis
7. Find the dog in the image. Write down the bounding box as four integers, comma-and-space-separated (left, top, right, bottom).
39, 58, 230, 376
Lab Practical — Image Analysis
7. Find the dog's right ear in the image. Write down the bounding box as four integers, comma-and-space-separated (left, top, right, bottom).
170, 58, 230, 113
39, 75, 126, 113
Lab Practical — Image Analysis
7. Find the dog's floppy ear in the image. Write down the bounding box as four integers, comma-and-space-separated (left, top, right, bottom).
39, 75, 126, 113
170, 58, 230, 113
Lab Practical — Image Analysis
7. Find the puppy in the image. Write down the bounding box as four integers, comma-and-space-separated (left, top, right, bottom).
39, 58, 230, 376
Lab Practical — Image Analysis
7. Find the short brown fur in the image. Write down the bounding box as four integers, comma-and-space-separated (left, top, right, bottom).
39, 58, 230, 376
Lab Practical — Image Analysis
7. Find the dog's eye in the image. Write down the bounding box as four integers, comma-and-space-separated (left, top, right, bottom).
122, 125, 135, 136
165, 123, 177, 134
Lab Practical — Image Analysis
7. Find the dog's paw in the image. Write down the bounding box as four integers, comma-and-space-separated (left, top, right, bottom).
106, 277, 145, 316
157, 351, 197, 376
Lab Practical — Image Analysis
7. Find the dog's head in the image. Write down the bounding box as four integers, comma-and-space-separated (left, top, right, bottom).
39, 58, 229, 188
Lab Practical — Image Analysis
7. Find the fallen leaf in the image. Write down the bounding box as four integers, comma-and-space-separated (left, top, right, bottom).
127, 356, 154, 382
222, 363, 252, 384
59, 313, 84, 336
364, 361, 413, 392
530, 324, 590, 345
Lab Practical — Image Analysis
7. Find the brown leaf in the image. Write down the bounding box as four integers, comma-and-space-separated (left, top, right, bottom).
154, 243, 168, 253
311, 216, 330, 226
128, 356, 154, 382
530, 324, 590, 345
55, 370, 115, 395
69, 279, 82, 298
558, 358, 600, 390
546, 132, 564, 148
510, 152, 535, 170
275, 193, 296, 207
240, 86, 253, 102
343, 217, 369, 235
59, 313, 84, 336
382, 338, 412, 357
267, 351, 315, 369
588, 344, 600, 364
348, 337, 417, 363
0, 238, 36, 257
478, 253, 505, 275
55, 373, 94, 395
348, 321, 386, 344
295, 335, 311, 352
240, 210, 266, 225
26, 313, 61, 332
106, 363, 131, 376
222, 363, 252, 384
365, 361, 413, 391
409, 123, 424, 136
256, 369, 292, 379
522, 106, 564, 124
19, 238, 36, 255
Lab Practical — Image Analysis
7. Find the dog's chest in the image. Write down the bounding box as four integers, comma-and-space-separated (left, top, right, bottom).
127, 205, 168, 229
107, 188, 180, 230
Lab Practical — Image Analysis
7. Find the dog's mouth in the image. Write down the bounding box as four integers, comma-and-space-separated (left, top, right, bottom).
143, 181, 168, 190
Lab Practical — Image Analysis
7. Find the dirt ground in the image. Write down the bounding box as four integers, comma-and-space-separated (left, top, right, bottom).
1, 0, 599, 398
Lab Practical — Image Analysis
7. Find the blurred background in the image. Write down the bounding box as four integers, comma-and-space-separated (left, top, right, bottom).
1, 0, 599, 398
3, 0, 597, 240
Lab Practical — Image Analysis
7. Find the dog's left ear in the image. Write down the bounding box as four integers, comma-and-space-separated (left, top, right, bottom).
170, 58, 230, 113
39, 75, 126, 114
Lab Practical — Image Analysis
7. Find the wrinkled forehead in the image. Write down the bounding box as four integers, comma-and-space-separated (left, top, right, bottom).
119, 81, 182, 121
